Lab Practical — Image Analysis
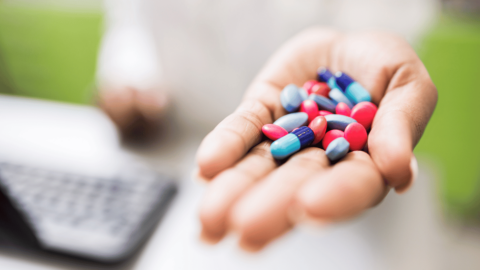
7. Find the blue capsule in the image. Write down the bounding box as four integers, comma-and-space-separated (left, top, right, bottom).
308, 94, 336, 112
326, 137, 350, 162
271, 126, 314, 159
273, 112, 308, 132
280, 84, 303, 112
334, 72, 371, 104
317, 67, 338, 89
329, 88, 354, 108
324, 114, 357, 130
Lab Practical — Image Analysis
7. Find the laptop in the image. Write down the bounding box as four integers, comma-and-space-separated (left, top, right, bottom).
0, 94, 176, 263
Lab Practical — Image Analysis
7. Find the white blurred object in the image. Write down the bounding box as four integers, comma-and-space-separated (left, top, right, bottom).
97, 0, 163, 93
0, 94, 121, 177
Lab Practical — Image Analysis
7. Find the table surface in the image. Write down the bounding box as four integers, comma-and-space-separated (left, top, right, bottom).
0, 95, 479, 270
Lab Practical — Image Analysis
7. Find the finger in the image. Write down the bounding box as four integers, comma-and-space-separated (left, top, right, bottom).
199, 141, 276, 243
196, 28, 341, 179
363, 36, 437, 191
99, 87, 137, 130
134, 88, 169, 121
296, 151, 388, 222
229, 148, 330, 251
330, 32, 437, 191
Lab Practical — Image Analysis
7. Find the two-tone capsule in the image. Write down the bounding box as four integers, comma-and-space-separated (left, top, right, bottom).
335, 72, 371, 104
270, 126, 314, 159
317, 67, 338, 90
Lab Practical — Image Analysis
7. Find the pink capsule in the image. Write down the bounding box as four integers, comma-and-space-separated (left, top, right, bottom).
322, 129, 344, 149
262, 124, 288, 141
351, 101, 377, 130
335, 102, 351, 117
308, 116, 327, 145
344, 123, 367, 151
303, 80, 318, 95
299, 100, 319, 123
318, 110, 333, 117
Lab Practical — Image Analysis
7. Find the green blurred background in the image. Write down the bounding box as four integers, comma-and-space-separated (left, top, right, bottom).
0, 1, 102, 104
416, 13, 480, 221
0, 1, 479, 221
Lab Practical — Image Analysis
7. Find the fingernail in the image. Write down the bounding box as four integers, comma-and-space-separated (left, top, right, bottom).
395, 154, 418, 194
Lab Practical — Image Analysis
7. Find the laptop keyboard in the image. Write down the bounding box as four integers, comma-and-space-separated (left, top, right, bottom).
0, 162, 175, 258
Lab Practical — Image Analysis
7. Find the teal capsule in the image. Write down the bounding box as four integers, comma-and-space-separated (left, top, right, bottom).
270, 133, 301, 159
270, 126, 314, 159
345, 82, 371, 104
335, 72, 371, 104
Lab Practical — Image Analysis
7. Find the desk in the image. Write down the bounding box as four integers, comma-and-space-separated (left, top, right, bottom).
0, 143, 449, 270
0, 96, 475, 270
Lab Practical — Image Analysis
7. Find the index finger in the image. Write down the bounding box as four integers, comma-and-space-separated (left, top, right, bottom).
196, 28, 340, 179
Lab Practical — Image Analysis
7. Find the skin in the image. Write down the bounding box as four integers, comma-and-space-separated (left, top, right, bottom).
195, 27, 438, 251
99, 86, 168, 138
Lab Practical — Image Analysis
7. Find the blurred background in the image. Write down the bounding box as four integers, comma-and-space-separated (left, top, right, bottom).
0, 0, 479, 269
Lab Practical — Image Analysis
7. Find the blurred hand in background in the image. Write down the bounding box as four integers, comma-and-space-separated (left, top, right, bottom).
196, 28, 438, 251
96, 1, 168, 139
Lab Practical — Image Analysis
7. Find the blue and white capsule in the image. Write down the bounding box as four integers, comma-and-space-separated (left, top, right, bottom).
329, 88, 354, 108
317, 67, 338, 90
271, 126, 315, 159
334, 72, 371, 104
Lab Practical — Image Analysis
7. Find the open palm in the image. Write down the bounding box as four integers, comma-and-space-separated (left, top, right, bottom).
196, 28, 437, 251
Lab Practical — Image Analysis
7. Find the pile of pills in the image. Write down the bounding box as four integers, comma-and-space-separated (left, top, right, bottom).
262, 68, 377, 162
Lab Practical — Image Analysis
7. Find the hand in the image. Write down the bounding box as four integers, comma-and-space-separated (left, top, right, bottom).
99, 87, 168, 139
195, 28, 437, 251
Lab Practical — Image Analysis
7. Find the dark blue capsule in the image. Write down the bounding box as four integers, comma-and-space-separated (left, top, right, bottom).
317, 67, 334, 82
291, 126, 314, 147
334, 72, 355, 91
270, 126, 314, 159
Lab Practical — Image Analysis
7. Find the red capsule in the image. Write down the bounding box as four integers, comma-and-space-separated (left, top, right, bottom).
303, 80, 318, 95
351, 101, 377, 130
311, 82, 330, 97
262, 124, 288, 141
344, 123, 367, 151
318, 110, 333, 117
335, 102, 351, 117
308, 116, 327, 145
322, 129, 344, 149
299, 100, 319, 123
